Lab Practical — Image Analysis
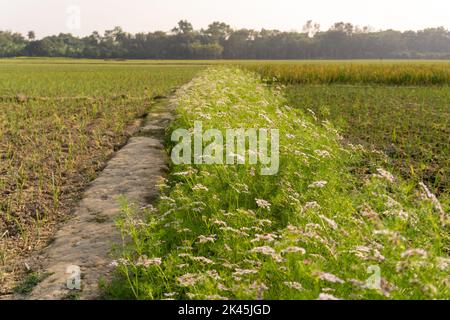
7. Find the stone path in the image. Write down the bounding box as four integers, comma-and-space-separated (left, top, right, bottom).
23, 100, 173, 300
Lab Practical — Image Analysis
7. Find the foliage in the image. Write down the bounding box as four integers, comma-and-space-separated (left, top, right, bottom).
1, 22, 450, 59
108, 68, 449, 300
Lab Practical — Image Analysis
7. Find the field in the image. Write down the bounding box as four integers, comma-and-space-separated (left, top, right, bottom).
243, 61, 449, 195
108, 67, 449, 300
0, 59, 203, 291
244, 61, 450, 85
286, 85, 449, 194
0, 58, 448, 299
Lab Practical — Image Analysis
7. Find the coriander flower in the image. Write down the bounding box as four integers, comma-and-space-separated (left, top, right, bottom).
255, 198, 271, 210
308, 180, 328, 189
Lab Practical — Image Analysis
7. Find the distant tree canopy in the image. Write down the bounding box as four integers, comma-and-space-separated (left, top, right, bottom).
1, 20, 450, 59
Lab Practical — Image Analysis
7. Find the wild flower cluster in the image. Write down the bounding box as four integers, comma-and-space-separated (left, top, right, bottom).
111, 67, 449, 300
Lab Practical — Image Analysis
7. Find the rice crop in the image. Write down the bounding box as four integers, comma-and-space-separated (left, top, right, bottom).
0, 60, 202, 292
244, 61, 450, 85
285, 85, 450, 195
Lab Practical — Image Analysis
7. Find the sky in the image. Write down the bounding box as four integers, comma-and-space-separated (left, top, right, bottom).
1, 0, 449, 38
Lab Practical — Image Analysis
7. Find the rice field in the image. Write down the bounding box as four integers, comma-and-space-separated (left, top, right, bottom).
285, 85, 450, 195
246, 61, 449, 199
245, 61, 450, 85
0, 58, 448, 299
0, 60, 203, 292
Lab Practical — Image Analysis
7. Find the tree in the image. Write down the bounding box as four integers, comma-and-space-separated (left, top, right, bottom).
302, 20, 321, 38
1, 21, 449, 59
0, 31, 27, 57
204, 22, 232, 42
172, 20, 194, 35
27, 31, 36, 40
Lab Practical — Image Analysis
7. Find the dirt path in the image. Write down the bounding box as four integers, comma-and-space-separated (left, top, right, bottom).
20, 99, 174, 300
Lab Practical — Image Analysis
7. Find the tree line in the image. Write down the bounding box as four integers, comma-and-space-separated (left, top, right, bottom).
1, 20, 449, 59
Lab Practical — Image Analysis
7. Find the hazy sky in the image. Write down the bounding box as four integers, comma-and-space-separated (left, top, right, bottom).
1, 0, 449, 38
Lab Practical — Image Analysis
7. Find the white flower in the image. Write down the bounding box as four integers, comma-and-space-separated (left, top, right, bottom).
177, 273, 203, 287
315, 272, 345, 284
281, 246, 306, 255
212, 219, 227, 226
258, 219, 273, 226
197, 235, 216, 244
233, 268, 258, 277
436, 257, 450, 271
190, 256, 215, 264
108, 260, 119, 267
164, 292, 177, 298
319, 215, 338, 230
251, 233, 278, 243
221, 226, 249, 237
250, 281, 269, 299
218, 283, 230, 291
206, 270, 222, 280
193, 184, 209, 191
315, 150, 331, 158
250, 246, 276, 255
111, 258, 130, 266
173, 170, 194, 176
401, 248, 428, 258
375, 168, 395, 183
250, 246, 283, 262
136, 256, 162, 267
317, 293, 341, 300
284, 282, 304, 290
308, 181, 328, 189
304, 201, 321, 210
255, 198, 271, 210
353, 246, 385, 262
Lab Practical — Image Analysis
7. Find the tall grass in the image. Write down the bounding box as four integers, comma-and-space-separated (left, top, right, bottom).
108, 68, 449, 300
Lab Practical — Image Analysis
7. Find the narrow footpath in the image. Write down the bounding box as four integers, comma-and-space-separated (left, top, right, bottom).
24, 99, 174, 300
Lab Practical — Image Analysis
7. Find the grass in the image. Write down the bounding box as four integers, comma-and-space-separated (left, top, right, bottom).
12, 271, 48, 294
0, 59, 203, 293
0, 62, 203, 97
285, 85, 450, 197
107, 67, 449, 300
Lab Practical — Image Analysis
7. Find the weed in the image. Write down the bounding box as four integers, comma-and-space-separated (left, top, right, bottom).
109, 67, 449, 300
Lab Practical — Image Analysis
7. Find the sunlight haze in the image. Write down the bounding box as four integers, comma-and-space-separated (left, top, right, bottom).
1, 0, 449, 38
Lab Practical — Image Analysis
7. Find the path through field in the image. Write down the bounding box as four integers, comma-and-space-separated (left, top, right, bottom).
22, 99, 173, 300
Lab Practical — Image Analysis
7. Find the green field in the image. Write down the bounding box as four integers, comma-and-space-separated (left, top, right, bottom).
286, 85, 449, 194
0, 58, 448, 299
0, 60, 203, 291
